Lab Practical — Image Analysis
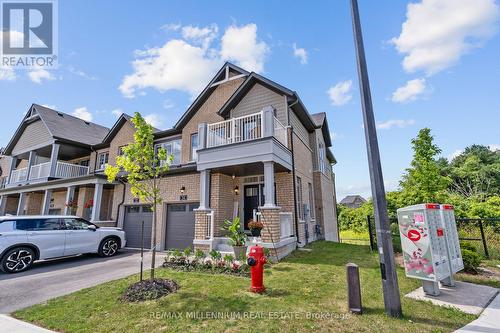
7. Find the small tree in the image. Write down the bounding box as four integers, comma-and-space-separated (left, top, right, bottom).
104, 112, 172, 279
400, 128, 450, 204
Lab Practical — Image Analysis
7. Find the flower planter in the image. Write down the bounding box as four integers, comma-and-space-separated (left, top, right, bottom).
250, 228, 262, 237
233, 245, 247, 259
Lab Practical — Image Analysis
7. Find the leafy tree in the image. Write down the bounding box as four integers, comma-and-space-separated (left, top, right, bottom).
400, 128, 450, 204
445, 145, 500, 200
105, 112, 172, 279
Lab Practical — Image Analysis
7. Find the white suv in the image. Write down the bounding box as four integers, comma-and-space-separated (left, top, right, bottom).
0, 216, 126, 273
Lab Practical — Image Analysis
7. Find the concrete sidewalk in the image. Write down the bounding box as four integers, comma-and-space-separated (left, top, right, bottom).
0, 315, 55, 333
455, 293, 500, 333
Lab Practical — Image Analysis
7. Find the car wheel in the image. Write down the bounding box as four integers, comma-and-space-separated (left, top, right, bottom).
99, 238, 119, 257
1, 247, 35, 273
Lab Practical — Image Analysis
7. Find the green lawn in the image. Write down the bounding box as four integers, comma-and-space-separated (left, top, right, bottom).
14, 242, 477, 333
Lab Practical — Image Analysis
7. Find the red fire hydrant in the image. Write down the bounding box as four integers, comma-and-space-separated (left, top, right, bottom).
247, 245, 267, 293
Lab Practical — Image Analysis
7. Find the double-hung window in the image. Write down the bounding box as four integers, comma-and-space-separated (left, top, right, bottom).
156, 139, 181, 166
318, 141, 327, 174
190, 133, 198, 161
308, 183, 315, 220
97, 152, 109, 170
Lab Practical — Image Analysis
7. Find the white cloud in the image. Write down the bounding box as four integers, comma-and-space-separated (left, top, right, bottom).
161, 23, 181, 32
391, 0, 500, 75
41, 104, 57, 110
292, 43, 308, 64
181, 24, 218, 48
119, 39, 219, 98
163, 99, 175, 110
330, 132, 343, 141
327, 80, 353, 106
0, 67, 16, 81
67, 66, 97, 80
72, 107, 93, 122
111, 108, 123, 118
120, 23, 269, 98
376, 119, 415, 130
448, 149, 463, 161
220, 23, 269, 72
144, 113, 163, 128
391, 78, 428, 103
489, 144, 500, 152
28, 68, 55, 84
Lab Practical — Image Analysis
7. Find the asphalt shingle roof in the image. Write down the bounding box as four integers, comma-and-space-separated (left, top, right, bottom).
33, 104, 110, 145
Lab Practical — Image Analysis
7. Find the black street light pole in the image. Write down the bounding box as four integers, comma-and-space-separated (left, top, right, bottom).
350, 0, 402, 317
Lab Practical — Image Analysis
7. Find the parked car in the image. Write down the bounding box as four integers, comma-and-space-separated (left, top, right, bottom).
0, 215, 126, 273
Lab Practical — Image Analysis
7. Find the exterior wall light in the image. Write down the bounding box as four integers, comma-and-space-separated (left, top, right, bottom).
234, 185, 239, 195
180, 186, 185, 194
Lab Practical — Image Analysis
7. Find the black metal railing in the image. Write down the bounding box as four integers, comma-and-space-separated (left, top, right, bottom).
365, 216, 500, 259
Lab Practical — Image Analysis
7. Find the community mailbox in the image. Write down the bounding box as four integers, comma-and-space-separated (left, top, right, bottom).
440, 205, 464, 274
397, 203, 463, 296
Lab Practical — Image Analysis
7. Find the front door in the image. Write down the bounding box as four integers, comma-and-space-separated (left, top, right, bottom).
244, 185, 261, 230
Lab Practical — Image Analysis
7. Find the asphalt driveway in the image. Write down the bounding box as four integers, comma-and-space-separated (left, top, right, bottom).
0, 249, 162, 314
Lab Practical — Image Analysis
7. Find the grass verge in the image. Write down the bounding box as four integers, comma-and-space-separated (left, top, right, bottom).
14, 242, 476, 333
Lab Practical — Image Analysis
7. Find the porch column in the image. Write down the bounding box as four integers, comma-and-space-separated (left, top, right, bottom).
25, 150, 37, 181
263, 161, 276, 207
41, 189, 53, 215
199, 169, 210, 210
91, 183, 103, 222
198, 122, 207, 150
262, 106, 275, 138
49, 143, 60, 178
0, 195, 7, 216
7, 156, 18, 184
17, 192, 27, 215
64, 186, 76, 215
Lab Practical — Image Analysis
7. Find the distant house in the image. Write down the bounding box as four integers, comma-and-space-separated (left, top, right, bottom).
339, 195, 367, 208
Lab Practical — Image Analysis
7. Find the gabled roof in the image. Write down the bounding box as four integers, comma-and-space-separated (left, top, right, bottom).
311, 112, 332, 147
217, 72, 317, 132
100, 113, 133, 145
340, 195, 367, 205
174, 62, 249, 129
4, 104, 109, 154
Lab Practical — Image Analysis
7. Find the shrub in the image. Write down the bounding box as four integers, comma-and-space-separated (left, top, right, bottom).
462, 249, 482, 273
460, 241, 477, 253
194, 249, 205, 260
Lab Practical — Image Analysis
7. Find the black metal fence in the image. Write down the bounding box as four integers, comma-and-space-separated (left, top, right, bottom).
366, 216, 500, 259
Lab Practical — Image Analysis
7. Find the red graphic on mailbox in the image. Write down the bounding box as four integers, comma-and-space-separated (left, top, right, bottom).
408, 229, 421, 242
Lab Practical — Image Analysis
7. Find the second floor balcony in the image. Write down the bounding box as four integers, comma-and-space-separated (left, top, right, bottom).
8, 161, 89, 185
196, 106, 293, 172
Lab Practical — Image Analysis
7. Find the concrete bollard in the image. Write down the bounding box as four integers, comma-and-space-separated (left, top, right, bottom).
346, 263, 362, 314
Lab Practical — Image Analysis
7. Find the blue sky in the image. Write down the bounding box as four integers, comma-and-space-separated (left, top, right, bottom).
1, 0, 499, 200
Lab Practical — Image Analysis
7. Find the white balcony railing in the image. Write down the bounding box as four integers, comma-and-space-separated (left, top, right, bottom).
55, 161, 89, 178
274, 116, 288, 148
207, 112, 263, 148
279, 212, 294, 240
10, 167, 28, 183
17, 161, 89, 182
0, 177, 7, 189
205, 210, 214, 239
29, 162, 51, 180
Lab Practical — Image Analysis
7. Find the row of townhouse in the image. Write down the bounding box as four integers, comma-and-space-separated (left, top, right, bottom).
0, 63, 339, 258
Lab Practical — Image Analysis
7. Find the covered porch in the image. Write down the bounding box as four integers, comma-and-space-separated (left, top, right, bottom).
0, 176, 116, 225
193, 162, 297, 259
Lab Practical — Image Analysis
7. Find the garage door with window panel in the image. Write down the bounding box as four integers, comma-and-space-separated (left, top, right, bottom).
165, 203, 198, 250
123, 205, 152, 248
